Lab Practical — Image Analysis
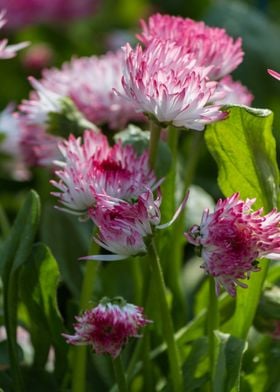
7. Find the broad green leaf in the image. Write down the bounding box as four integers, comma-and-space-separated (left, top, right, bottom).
41, 203, 88, 297
19, 243, 67, 380
266, 262, 280, 284
183, 337, 209, 391
205, 106, 279, 211
205, 106, 279, 339
213, 331, 247, 392
1, 190, 40, 391
0, 340, 23, 368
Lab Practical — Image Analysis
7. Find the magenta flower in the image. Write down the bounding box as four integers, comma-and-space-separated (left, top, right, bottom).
62, 297, 151, 358
185, 193, 280, 296
268, 69, 280, 81
51, 131, 156, 216
216, 76, 254, 106
0, 11, 29, 59
137, 13, 243, 80
20, 50, 143, 129
120, 40, 226, 131
85, 189, 162, 261
83, 189, 189, 261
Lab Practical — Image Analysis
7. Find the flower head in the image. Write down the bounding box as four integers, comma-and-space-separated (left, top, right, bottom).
185, 193, 280, 296
20, 50, 143, 129
83, 189, 189, 261
63, 297, 151, 358
120, 40, 226, 131
85, 189, 161, 260
51, 131, 156, 216
137, 13, 243, 80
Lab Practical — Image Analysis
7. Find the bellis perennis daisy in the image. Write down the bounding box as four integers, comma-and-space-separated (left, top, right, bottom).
120, 40, 226, 131
185, 193, 280, 296
62, 297, 151, 358
20, 50, 143, 129
83, 188, 189, 261
137, 13, 243, 81
51, 131, 157, 216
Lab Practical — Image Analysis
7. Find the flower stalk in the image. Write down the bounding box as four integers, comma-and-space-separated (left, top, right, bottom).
207, 277, 219, 387
71, 243, 99, 392
148, 120, 161, 169
112, 355, 129, 392
147, 239, 183, 392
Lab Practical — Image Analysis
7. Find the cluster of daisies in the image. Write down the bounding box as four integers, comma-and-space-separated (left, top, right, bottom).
1, 12, 280, 356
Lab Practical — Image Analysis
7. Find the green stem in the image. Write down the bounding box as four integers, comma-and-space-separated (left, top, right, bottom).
148, 239, 183, 392
5, 277, 25, 392
142, 330, 154, 392
148, 121, 162, 169
132, 258, 143, 305
72, 244, 99, 392
112, 355, 129, 392
182, 132, 204, 194
207, 277, 219, 388
161, 126, 179, 218
0, 204, 10, 238
168, 132, 203, 324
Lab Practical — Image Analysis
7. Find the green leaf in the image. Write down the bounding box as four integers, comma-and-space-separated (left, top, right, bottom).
205, 106, 280, 339
205, 106, 279, 211
19, 243, 67, 380
1, 190, 40, 391
0, 340, 24, 368
183, 337, 209, 391
213, 331, 247, 392
41, 203, 88, 297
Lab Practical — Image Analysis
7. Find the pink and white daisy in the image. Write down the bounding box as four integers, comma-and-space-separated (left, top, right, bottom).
84, 189, 189, 261
137, 13, 243, 80
216, 76, 254, 106
86, 189, 162, 260
20, 50, 144, 129
120, 40, 226, 131
51, 131, 156, 216
185, 193, 280, 296
62, 297, 151, 358
0, 11, 29, 59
